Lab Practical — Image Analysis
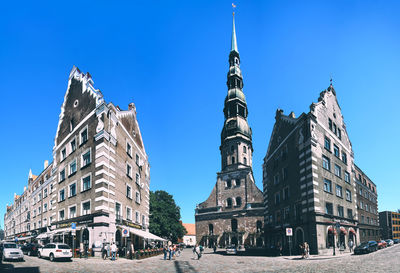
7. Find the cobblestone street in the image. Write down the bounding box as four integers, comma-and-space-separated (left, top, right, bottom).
1, 244, 400, 273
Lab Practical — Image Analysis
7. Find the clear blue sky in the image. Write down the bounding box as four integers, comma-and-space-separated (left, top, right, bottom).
1, 0, 399, 229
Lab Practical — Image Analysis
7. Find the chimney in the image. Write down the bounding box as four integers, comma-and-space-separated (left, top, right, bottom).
44, 160, 49, 169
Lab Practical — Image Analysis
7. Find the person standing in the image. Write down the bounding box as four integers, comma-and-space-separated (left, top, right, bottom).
304, 242, 309, 259
195, 244, 202, 260
163, 245, 168, 260
168, 245, 172, 260
348, 239, 354, 253
111, 242, 117, 261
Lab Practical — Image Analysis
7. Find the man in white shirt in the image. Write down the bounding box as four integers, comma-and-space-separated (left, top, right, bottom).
111, 242, 117, 261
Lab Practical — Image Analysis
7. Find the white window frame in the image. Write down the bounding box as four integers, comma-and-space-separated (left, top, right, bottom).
81, 199, 91, 216
79, 125, 88, 145
126, 163, 132, 178
126, 184, 132, 199
43, 187, 48, 198
135, 173, 140, 185
81, 173, 91, 192
43, 202, 48, 212
58, 209, 65, 221
81, 147, 92, 168
70, 137, 77, 154
135, 190, 141, 204
68, 181, 77, 197
68, 204, 77, 219
126, 206, 132, 221
59, 167, 66, 182
126, 140, 132, 157
61, 147, 67, 161
69, 158, 77, 175
58, 187, 66, 202
135, 210, 140, 224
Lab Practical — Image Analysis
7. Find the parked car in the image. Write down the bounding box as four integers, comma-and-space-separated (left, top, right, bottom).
225, 245, 237, 255
377, 240, 387, 249
0, 242, 24, 261
354, 241, 378, 255
38, 243, 72, 262
385, 239, 394, 246
20, 243, 40, 256
393, 239, 399, 244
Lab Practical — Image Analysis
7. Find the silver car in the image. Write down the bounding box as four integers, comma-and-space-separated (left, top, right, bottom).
1, 242, 24, 261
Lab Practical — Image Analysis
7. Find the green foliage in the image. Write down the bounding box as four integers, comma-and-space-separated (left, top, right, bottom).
149, 190, 187, 243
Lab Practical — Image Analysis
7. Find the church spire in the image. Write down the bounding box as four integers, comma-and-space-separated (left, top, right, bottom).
231, 11, 238, 53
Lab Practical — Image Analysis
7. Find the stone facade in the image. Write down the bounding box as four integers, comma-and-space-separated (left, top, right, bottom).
4, 67, 158, 255
354, 164, 379, 242
195, 14, 264, 249
263, 84, 360, 255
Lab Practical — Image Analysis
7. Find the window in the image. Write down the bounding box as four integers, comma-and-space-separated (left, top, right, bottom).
338, 129, 342, 139
81, 149, 91, 167
346, 189, 352, 201
235, 179, 241, 187
127, 185, 132, 199
59, 188, 65, 202
341, 152, 347, 164
38, 193, 42, 200
243, 146, 247, 154
126, 163, 132, 178
115, 203, 121, 220
275, 210, 281, 224
322, 156, 330, 171
344, 172, 350, 184
69, 159, 77, 175
227, 198, 232, 208
82, 201, 90, 216
69, 206, 76, 218
282, 168, 287, 180
126, 207, 132, 221
82, 174, 91, 191
80, 127, 88, 144
244, 157, 247, 165
231, 219, 238, 232
136, 154, 140, 165
142, 215, 146, 226
135, 191, 141, 204
360, 201, 363, 210
43, 203, 47, 212
329, 119, 333, 130
126, 142, 132, 156
347, 209, 353, 219
283, 187, 289, 200
338, 206, 344, 217
38, 207, 41, 214
135, 173, 140, 185
135, 211, 140, 223
325, 202, 333, 215
59, 168, 66, 182
275, 192, 280, 205
361, 215, 364, 224
69, 182, 76, 197
44, 188, 48, 198
333, 123, 337, 134
359, 187, 362, 195
274, 174, 280, 185
334, 145, 339, 157
226, 180, 232, 188
365, 204, 368, 211
70, 138, 76, 153
324, 179, 332, 193
334, 164, 341, 177
232, 156, 235, 164
336, 185, 343, 198
61, 148, 66, 161
236, 197, 242, 207
324, 137, 331, 151
59, 210, 65, 221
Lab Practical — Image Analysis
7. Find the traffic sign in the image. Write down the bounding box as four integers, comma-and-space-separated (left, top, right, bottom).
286, 228, 293, 236
71, 223, 76, 230
122, 228, 129, 237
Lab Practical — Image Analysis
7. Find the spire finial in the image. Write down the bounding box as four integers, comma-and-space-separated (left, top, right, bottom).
231, 3, 238, 52
329, 74, 333, 86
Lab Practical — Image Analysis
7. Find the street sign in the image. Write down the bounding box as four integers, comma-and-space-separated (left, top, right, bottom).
71, 223, 76, 230
71, 230, 76, 236
286, 228, 293, 236
122, 228, 129, 237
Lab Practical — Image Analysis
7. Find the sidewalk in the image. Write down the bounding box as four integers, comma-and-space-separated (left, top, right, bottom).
282, 250, 354, 261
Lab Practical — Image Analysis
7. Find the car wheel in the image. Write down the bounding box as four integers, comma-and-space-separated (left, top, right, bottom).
50, 253, 54, 262
28, 251, 31, 256
38, 252, 41, 258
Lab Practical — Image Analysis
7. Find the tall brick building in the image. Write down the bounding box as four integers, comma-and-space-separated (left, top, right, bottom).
263, 83, 359, 255
4, 67, 165, 255
379, 211, 400, 240
195, 13, 264, 249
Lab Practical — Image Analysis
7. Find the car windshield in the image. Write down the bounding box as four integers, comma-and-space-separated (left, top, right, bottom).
4, 243, 17, 248
358, 242, 368, 247
58, 244, 70, 249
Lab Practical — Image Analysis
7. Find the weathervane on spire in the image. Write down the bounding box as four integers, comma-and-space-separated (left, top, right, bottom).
232, 3, 237, 15
330, 74, 333, 86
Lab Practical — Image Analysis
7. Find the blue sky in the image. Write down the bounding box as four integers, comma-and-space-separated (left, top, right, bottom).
1, 0, 399, 229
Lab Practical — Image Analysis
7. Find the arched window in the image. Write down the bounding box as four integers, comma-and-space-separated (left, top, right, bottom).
243, 146, 247, 154
243, 157, 247, 165
236, 197, 242, 207
231, 219, 238, 232
235, 179, 241, 187
226, 180, 232, 188
232, 157, 235, 164
256, 220, 263, 233
227, 198, 232, 208
209, 224, 214, 235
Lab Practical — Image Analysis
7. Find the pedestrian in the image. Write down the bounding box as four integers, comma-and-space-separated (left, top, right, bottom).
299, 244, 305, 259
192, 245, 197, 259
111, 242, 117, 261
213, 244, 217, 253
195, 244, 202, 260
348, 239, 354, 253
163, 245, 168, 260
79, 242, 84, 258
304, 242, 309, 259
168, 245, 172, 260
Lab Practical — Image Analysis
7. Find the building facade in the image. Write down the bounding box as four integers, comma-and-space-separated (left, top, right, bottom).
379, 211, 400, 240
195, 14, 264, 249
263, 84, 359, 255
4, 67, 163, 255
180, 223, 196, 247
354, 164, 379, 242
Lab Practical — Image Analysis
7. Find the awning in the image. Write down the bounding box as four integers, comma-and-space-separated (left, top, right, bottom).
127, 227, 167, 241
349, 228, 356, 235
340, 227, 347, 235
36, 232, 55, 239
54, 226, 83, 235
328, 227, 337, 235
17, 236, 33, 241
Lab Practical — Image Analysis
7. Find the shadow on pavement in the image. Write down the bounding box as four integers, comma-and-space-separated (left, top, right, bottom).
0, 263, 40, 273
174, 260, 197, 273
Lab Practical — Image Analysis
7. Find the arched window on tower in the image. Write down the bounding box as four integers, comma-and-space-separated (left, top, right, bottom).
256, 220, 263, 233
236, 197, 242, 207
244, 157, 247, 165
243, 146, 247, 154
232, 157, 235, 164
209, 224, 214, 235
227, 198, 232, 208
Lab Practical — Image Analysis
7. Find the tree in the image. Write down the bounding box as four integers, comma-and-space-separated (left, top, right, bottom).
149, 190, 187, 243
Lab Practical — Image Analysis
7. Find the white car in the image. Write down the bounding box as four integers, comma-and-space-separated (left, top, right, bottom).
1, 242, 24, 261
38, 243, 72, 261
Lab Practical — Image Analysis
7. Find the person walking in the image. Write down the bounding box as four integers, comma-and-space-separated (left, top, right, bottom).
168, 245, 172, 260
192, 245, 197, 259
195, 244, 202, 260
348, 239, 354, 253
213, 244, 217, 253
163, 245, 168, 260
111, 242, 117, 261
304, 242, 309, 259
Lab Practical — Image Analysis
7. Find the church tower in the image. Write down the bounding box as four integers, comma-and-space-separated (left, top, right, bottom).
195, 12, 264, 249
